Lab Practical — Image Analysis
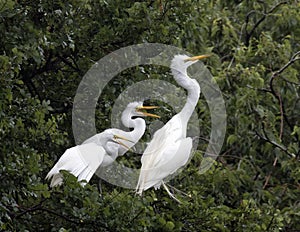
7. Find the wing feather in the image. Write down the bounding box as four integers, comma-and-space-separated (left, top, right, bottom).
46, 143, 105, 187
138, 138, 192, 192
136, 115, 192, 194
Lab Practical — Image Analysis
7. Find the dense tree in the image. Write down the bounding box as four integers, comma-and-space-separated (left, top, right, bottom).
1, 0, 299, 231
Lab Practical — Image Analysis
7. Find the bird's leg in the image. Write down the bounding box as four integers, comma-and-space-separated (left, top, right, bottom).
162, 181, 181, 203
98, 179, 103, 199
165, 182, 192, 198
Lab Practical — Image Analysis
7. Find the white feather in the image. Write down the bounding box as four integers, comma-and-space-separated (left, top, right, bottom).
46, 101, 154, 188
46, 143, 105, 187
136, 115, 192, 194
136, 54, 203, 200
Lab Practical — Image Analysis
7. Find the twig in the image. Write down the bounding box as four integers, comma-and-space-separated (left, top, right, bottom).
282, 76, 300, 86
246, 84, 272, 93
11, 199, 46, 219
262, 51, 300, 188
244, 1, 288, 46
126, 209, 144, 227
13, 199, 79, 225
270, 51, 300, 138
255, 131, 293, 158
58, 55, 82, 74
38, 207, 83, 225
271, 51, 300, 77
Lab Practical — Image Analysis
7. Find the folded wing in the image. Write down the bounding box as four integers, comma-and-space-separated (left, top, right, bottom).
136, 116, 192, 194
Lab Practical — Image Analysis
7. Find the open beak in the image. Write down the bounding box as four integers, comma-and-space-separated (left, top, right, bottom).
184, 54, 211, 62
113, 135, 134, 150
136, 106, 160, 118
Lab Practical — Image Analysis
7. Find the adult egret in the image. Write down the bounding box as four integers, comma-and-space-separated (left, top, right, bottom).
136, 54, 210, 200
46, 102, 159, 187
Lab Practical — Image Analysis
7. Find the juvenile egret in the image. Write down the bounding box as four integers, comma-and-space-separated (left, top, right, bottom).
46, 133, 131, 187
83, 101, 160, 158
136, 54, 210, 200
46, 102, 159, 187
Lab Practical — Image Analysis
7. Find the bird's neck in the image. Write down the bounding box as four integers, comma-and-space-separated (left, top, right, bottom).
121, 114, 146, 141
172, 70, 200, 123
129, 118, 146, 140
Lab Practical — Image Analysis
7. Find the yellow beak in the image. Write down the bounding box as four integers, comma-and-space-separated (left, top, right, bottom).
137, 106, 159, 110
113, 135, 134, 150
184, 54, 211, 62
136, 106, 161, 118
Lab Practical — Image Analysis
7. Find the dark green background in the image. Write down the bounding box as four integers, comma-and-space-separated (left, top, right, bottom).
1, 0, 299, 231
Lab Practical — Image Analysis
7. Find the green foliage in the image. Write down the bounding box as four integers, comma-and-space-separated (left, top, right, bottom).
1, 0, 300, 231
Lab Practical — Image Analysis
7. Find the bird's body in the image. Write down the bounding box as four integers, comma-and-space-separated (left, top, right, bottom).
46, 132, 120, 187
46, 102, 159, 187
83, 102, 152, 156
136, 114, 193, 191
136, 54, 209, 198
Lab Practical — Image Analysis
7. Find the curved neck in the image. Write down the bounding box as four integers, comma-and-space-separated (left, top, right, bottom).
121, 111, 146, 141
172, 70, 200, 124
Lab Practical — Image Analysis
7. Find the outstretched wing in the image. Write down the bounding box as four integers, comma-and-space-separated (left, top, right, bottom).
46, 143, 105, 187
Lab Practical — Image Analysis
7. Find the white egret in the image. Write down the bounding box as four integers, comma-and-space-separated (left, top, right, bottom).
46, 102, 159, 187
136, 54, 210, 200
46, 133, 131, 187
83, 101, 160, 158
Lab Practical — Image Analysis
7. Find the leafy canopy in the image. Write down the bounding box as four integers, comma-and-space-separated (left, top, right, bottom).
1, 0, 299, 231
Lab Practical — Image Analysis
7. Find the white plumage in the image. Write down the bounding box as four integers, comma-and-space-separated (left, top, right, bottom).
83, 101, 159, 157
137, 118, 193, 191
46, 101, 159, 187
46, 143, 105, 186
136, 54, 210, 200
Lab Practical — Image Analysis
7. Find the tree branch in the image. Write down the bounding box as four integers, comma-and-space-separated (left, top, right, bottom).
57, 55, 83, 75
245, 1, 288, 46
271, 51, 300, 77
260, 51, 300, 188
11, 199, 46, 219
255, 130, 294, 158
12, 200, 111, 231
270, 51, 300, 135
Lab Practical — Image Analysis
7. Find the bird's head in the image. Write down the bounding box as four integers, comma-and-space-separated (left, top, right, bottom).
124, 101, 160, 118
100, 131, 134, 149
171, 54, 211, 74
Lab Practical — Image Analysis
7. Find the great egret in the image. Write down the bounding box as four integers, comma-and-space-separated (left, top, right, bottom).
46, 102, 159, 187
136, 54, 210, 200
83, 101, 160, 158
46, 133, 131, 187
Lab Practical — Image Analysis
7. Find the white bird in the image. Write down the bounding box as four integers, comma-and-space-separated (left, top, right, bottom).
83, 101, 160, 158
46, 101, 159, 187
136, 54, 210, 200
46, 133, 130, 187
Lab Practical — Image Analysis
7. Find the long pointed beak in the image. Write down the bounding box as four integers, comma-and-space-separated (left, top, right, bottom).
136, 106, 161, 118
114, 135, 134, 143
184, 54, 211, 62
113, 134, 134, 150
141, 112, 161, 118
137, 106, 159, 110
